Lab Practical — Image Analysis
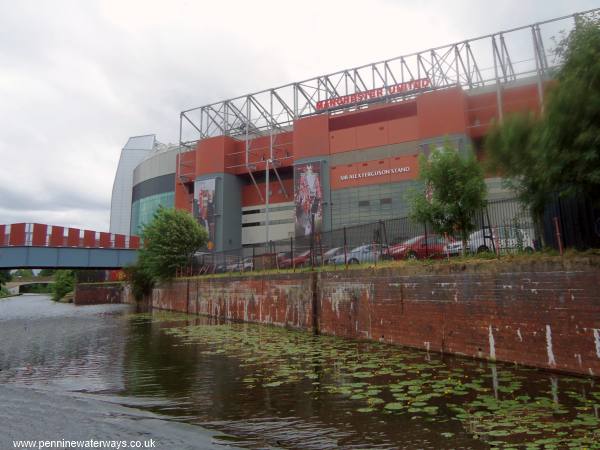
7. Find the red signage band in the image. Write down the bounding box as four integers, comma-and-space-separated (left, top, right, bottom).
316, 78, 431, 111
339, 166, 411, 182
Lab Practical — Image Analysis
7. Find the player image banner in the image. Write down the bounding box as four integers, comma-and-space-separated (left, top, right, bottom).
294, 162, 323, 237
196, 178, 216, 250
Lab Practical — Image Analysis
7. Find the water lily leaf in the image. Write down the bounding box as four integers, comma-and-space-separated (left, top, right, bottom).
365, 389, 382, 396
352, 371, 374, 378
384, 402, 405, 411
487, 429, 510, 436
411, 401, 428, 407
423, 406, 438, 415
357, 407, 375, 413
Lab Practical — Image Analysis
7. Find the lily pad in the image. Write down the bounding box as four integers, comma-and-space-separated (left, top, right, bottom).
384, 402, 405, 411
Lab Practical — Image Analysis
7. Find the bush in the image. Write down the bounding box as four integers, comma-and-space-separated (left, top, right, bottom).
38, 268, 56, 277
124, 264, 154, 301
0, 270, 11, 286
52, 270, 75, 301
20, 284, 53, 294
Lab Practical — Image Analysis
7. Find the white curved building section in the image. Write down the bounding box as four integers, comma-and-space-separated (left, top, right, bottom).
109, 135, 156, 235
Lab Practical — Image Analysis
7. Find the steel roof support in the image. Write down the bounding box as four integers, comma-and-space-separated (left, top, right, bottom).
492, 35, 504, 122
532, 25, 546, 113
178, 8, 598, 146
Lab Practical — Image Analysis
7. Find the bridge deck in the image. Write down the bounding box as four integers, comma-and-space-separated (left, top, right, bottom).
0, 246, 137, 269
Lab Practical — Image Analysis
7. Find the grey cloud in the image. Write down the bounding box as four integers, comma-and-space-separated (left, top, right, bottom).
0, 185, 108, 213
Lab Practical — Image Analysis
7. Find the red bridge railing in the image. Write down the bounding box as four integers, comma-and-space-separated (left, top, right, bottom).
0, 223, 140, 249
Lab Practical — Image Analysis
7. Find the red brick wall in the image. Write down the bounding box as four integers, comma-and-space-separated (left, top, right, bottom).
74, 283, 124, 305
153, 274, 315, 330
318, 263, 600, 377
149, 258, 600, 377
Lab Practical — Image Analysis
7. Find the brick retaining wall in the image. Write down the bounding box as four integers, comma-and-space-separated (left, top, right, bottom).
74, 282, 124, 305
144, 257, 600, 376
318, 263, 600, 377
152, 275, 315, 330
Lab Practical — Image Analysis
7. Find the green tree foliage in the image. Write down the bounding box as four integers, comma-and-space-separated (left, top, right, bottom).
38, 268, 56, 277
12, 268, 34, 279
485, 14, 600, 215
138, 207, 207, 281
410, 143, 487, 249
0, 270, 11, 286
124, 263, 154, 301
51, 270, 75, 301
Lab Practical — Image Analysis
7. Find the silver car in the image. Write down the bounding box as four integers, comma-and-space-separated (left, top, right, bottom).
329, 244, 384, 265
445, 226, 535, 255
226, 257, 254, 272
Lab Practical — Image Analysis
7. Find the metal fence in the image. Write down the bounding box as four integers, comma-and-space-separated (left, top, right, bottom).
543, 194, 600, 251
179, 197, 538, 276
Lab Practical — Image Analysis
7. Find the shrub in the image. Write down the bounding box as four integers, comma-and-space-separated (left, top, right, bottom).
51, 270, 75, 301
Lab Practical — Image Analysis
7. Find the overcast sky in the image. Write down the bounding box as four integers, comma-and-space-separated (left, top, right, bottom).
0, 0, 597, 232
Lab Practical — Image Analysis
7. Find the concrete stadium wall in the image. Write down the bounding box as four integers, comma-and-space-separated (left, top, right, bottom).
91, 256, 600, 377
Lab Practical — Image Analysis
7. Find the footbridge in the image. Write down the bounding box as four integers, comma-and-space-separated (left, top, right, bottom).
0, 223, 139, 269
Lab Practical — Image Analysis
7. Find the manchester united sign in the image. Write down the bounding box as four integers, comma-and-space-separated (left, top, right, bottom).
316, 78, 431, 111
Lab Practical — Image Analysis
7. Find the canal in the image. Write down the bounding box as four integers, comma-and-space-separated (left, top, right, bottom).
1, 295, 599, 449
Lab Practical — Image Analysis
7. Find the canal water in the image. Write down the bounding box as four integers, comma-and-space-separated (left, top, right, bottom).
1, 295, 599, 449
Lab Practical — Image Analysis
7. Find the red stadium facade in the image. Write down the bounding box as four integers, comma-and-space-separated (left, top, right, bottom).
128, 10, 594, 252
173, 80, 545, 251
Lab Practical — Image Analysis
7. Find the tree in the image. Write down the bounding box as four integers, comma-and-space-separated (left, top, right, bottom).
410, 143, 487, 251
13, 268, 34, 279
39, 268, 56, 277
124, 263, 154, 301
138, 206, 208, 280
51, 270, 75, 301
0, 270, 11, 286
485, 14, 600, 215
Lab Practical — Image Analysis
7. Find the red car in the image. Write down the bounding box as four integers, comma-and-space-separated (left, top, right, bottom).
278, 250, 312, 268
387, 235, 453, 260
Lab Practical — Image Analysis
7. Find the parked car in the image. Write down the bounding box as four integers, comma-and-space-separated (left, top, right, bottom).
318, 247, 344, 265
226, 257, 254, 272
279, 250, 312, 268
445, 226, 535, 255
329, 244, 385, 265
387, 234, 454, 260
276, 251, 291, 267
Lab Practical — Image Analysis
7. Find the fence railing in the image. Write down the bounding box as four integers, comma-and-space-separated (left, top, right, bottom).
180, 197, 540, 277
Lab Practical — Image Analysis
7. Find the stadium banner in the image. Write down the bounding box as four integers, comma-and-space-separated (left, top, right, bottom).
196, 178, 216, 250
294, 162, 323, 237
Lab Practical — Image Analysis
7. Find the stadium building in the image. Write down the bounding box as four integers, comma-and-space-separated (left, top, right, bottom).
110, 11, 588, 252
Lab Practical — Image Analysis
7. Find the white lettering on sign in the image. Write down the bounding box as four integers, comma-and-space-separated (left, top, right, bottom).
339, 166, 410, 182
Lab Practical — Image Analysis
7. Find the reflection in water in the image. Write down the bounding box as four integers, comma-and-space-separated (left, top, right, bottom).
1, 297, 600, 449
